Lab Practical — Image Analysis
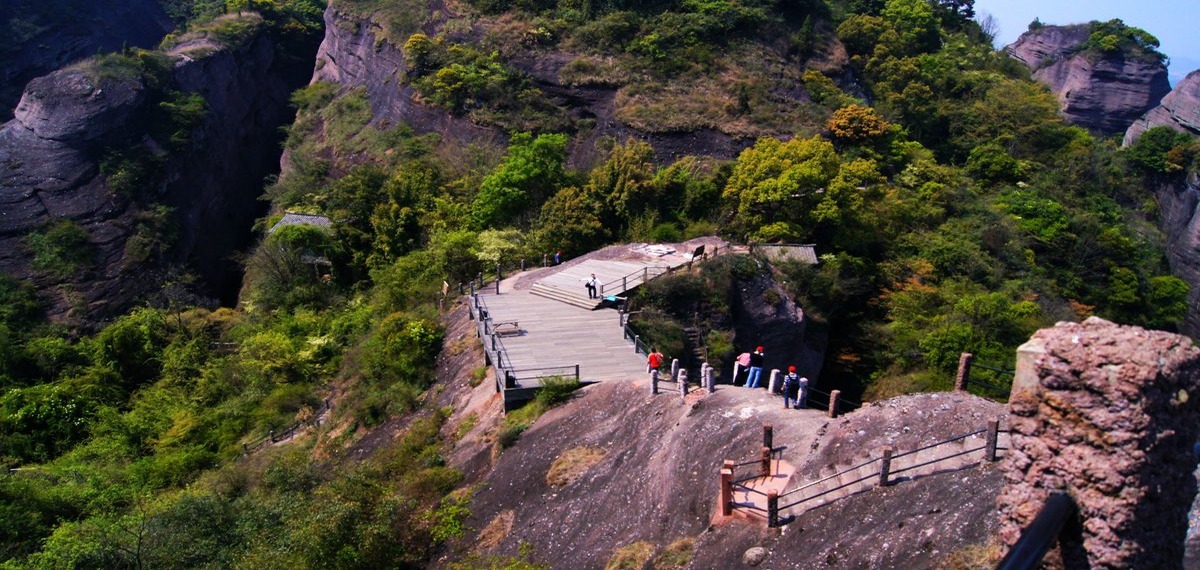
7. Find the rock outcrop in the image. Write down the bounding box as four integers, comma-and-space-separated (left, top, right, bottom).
0, 21, 319, 324
0, 0, 173, 121
1153, 171, 1200, 338
1124, 69, 1200, 145
1006, 25, 1171, 136
999, 318, 1200, 569
308, 5, 772, 167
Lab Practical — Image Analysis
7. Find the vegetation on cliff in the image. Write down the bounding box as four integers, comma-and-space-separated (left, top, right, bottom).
2, 0, 1198, 566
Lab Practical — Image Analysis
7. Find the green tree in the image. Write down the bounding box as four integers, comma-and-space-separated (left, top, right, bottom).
472, 132, 569, 229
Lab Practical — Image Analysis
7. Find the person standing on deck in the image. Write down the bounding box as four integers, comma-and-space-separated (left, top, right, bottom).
746, 346, 765, 388
585, 273, 599, 299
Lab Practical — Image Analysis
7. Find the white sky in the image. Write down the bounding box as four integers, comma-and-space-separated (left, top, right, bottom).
973, 0, 1199, 84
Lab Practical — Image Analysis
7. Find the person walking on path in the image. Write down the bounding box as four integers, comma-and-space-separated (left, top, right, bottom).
782, 366, 806, 409
746, 346, 765, 388
585, 273, 599, 299
647, 348, 664, 373
554, 250, 562, 265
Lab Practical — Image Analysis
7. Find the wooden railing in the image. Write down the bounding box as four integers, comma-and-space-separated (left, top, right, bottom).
722, 421, 1007, 527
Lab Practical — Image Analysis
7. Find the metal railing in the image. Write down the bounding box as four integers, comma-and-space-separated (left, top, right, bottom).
242, 395, 332, 455
599, 265, 671, 298
724, 422, 1007, 527
997, 493, 1078, 570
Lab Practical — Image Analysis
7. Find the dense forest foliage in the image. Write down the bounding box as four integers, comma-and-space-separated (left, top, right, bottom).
3, 0, 1199, 566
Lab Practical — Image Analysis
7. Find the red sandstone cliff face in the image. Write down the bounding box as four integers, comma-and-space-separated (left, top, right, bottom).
1005, 25, 1170, 136
1151, 172, 1200, 338
1125, 69, 1200, 145
0, 28, 317, 324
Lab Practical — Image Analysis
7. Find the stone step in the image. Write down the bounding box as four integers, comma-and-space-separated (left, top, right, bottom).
529, 282, 604, 310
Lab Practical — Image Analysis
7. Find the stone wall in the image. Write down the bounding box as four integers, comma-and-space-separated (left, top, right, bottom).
997, 317, 1200, 568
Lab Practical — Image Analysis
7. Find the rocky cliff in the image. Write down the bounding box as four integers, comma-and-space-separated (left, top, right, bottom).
0, 18, 318, 324
1006, 24, 1170, 136
0, 0, 174, 122
1125, 69, 1200, 145
307, 3, 811, 167
1153, 171, 1200, 338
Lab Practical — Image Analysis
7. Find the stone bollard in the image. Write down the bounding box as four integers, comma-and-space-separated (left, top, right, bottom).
767, 491, 779, 528
996, 318, 1200, 569
651, 369, 660, 395
732, 362, 742, 386
705, 364, 715, 392
679, 369, 689, 400
768, 368, 781, 394
984, 419, 999, 463
671, 358, 680, 382
721, 460, 734, 516
955, 352, 974, 392
828, 390, 841, 418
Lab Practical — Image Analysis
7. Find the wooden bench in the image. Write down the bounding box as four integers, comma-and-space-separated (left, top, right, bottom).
493, 321, 521, 337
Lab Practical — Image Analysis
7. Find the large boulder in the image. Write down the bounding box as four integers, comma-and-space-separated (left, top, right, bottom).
1124, 69, 1200, 145
13, 67, 145, 142
1006, 24, 1171, 136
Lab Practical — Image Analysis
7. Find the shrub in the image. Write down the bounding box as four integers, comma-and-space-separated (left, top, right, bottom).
25, 220, 94, 278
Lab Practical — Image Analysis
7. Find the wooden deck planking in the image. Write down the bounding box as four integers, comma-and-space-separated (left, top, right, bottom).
479, 287, 646, 382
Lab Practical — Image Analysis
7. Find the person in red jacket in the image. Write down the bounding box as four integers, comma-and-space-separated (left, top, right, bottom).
647, 348, 664, 373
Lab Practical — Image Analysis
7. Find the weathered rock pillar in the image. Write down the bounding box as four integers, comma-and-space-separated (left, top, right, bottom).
996, 317, 1200, 569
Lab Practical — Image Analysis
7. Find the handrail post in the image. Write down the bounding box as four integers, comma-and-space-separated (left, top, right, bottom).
763, 424, 773, 450
575, 364, 580, 381
955, 352, 974, 392
985, 419, 1000, 462
651, 370, 660, 395
879, 446, 894, 487
633, 335, 640, 353
760, 446, 772, 478
679, 369, 689, 400
828, 390, 841, 418
721, 461, 734, 516
767, 491, 779, 528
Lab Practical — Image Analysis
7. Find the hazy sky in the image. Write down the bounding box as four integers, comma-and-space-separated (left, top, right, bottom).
973, 0, 1199, 84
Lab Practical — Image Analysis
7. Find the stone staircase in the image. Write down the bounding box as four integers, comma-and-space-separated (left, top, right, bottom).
529, 259, 671, 310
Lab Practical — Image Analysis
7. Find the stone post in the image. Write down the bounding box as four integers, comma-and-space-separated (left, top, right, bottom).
768, 368, 781, 394
705, 364, 715, 392
878, 446, 894, 487
732, 362, 742, 386
679, 370, 689, 400
954, 352, 974, 392
828, 390, 841, 418
671, 358, 680, 382
651, 370, 659, 395
984, 419, 999, 463
721, 460, 734, 516
996, 318, 1200, 569
767, 491, 779, 528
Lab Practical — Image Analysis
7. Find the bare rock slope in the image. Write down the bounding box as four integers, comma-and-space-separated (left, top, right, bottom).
1125, 69, 1200, 145
1006, 24, 1170, 136
449, 381, 1006, 568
